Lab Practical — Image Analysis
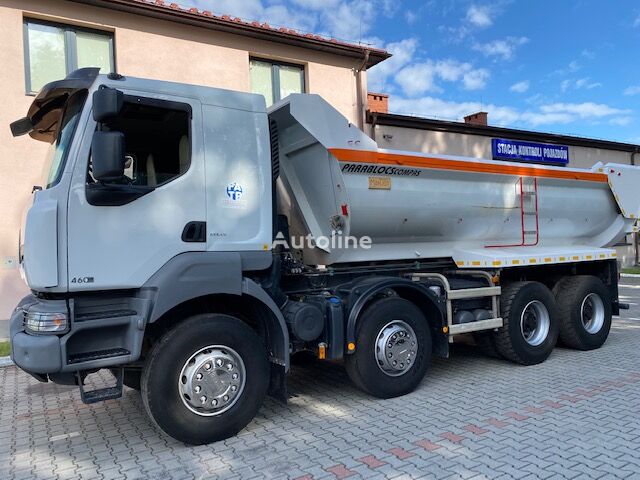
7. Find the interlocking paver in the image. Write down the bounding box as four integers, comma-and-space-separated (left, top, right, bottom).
3, 277, 640, 479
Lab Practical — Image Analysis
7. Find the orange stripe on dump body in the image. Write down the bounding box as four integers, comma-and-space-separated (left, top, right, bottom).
329, 148, 609, 183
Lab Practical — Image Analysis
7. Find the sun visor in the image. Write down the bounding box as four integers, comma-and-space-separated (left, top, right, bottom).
11, 67, 100, 144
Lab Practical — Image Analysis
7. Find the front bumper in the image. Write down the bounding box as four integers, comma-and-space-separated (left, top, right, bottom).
10, 294, 148, 382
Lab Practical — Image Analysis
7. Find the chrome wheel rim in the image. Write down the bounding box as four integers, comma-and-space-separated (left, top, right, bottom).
375, 320, 418, 377
178, 345, 246, 416
581, 293, 605, 334
520, 300, 550, 347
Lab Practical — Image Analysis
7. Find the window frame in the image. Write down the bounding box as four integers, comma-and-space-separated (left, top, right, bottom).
250, 57, 305, 106
23, 18, 115, 95
86, 91, 194, 207
119, 93, 193, 188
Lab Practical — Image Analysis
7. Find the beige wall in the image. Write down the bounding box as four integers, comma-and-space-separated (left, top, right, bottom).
0, 0, 366, 319
373, 123, 638, 266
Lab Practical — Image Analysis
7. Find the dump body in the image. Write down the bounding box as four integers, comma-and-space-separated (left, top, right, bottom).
271, 95, 640, 267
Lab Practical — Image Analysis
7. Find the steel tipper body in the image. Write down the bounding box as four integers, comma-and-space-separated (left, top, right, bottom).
8, 69, 639, 445
271, 94, 639, 268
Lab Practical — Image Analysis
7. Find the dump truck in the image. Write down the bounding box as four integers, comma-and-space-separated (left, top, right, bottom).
9, 68, 640, 445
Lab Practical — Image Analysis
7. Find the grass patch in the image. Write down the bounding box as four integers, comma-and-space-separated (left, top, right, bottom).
622, 266, 640, 275
0, 341, 10, 357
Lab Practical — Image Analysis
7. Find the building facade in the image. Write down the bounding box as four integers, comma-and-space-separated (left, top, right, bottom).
0, 0, 388, 320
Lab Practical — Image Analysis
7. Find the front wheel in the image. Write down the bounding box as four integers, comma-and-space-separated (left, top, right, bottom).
141, 314, 269, 445
345, 297, 432, 399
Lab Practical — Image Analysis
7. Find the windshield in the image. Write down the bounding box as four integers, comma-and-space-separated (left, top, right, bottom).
42, 92, 87, 189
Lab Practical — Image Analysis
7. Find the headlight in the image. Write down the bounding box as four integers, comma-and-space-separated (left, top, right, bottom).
24, 310, 68, 333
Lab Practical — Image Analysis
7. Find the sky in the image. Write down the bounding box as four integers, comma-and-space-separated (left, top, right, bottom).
183, 0, 640, 144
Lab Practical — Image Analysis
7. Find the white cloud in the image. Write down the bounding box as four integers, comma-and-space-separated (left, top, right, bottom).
368, 38, 419, 91
463, 68, 490, 90
389, 97, 631, 128
395, 59, 490, 96
568, 60, 580, 72
395, 64, 441, 96
466, 5, 492, 28
624, 85, 640, 96
405, 10, 418, 25
189, 0, 317, 31
472, 37, 528, 60
634, 13, 640, 27
510, 80, 530, 93
540, 102, 630, 119
561, 77, 602, 92
610, 117, 633, 126
290, 0, 341, 10
188, 0, 397, 42
581, 49, 595, 59
575, 78, 601, 89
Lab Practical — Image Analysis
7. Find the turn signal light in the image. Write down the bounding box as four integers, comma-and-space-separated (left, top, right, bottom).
318, 342, 327, 360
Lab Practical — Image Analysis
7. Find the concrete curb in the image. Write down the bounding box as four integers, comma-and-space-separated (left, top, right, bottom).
0, 356, 14, 368
621, 273, 640, 278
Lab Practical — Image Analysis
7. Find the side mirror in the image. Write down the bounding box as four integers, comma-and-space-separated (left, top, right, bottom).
92, 131, 125, 181
92, 87, 123, 122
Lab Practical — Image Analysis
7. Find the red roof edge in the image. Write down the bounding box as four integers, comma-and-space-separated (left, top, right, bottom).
70, 0, 391, 68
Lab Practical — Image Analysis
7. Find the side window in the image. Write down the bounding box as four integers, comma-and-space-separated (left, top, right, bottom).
89, 98, 191, 187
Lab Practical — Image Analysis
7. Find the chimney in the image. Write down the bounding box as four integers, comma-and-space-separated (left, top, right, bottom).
464, 111, 488, 126
367, 92, 389, 114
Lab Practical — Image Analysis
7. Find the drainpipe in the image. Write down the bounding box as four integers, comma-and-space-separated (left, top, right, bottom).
633, 148, 640, 265
355, 50, 370, 131
370, 112, 378, 142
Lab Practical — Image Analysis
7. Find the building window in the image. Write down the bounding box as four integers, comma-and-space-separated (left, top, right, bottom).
24, 19, 114, 93
250, 58, 304, 107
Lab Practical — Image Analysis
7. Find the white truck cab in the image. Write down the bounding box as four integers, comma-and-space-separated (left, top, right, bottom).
9, 69, 635, 445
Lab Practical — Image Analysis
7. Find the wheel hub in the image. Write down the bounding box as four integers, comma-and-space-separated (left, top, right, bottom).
520, 300, 550, 347
581, 293, 605, 334
178, 345, 246, 416
375, 320, 417, 377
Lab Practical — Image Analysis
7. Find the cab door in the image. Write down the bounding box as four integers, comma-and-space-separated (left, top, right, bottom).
67, 91, 205, 291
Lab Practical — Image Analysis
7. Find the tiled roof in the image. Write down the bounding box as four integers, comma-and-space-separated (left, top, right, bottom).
76, 0, 391, 67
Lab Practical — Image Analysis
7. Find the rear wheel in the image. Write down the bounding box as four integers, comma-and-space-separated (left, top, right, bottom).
141, 314, 269, 445
553, 275, 612, 350
493, 282, 559, 365
345, 297, 432, 399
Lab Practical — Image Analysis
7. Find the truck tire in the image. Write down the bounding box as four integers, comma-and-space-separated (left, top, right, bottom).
141, 314, 269, 445
345, 297, 432, 399
493, 282, 559, 365
552, 276, 612, 350
110, 368, 141, 391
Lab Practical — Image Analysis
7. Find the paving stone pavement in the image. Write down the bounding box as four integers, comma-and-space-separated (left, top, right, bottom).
2, 278, 640, 479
